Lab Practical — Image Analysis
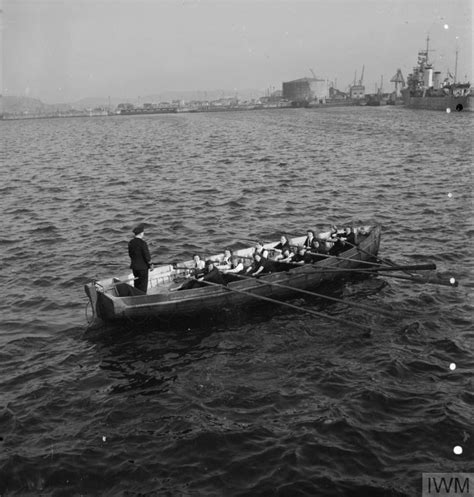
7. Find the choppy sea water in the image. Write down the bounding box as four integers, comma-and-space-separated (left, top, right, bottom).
1, 106, 473, 496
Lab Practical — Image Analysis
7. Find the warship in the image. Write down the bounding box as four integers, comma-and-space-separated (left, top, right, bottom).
401, 36, 471, 112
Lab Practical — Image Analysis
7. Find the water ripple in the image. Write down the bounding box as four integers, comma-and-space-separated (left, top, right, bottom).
0, 108, 472, 496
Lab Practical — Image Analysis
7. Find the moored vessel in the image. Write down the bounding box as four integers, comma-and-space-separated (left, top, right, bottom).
401, 36, 471, 112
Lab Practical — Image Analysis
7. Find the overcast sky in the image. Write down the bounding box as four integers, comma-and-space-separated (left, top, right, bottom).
2, 0, 472, 103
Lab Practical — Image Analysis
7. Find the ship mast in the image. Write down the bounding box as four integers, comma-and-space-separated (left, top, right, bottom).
422, 34, 434, 70
454, 46, 458, 84
425, 34, 430, 65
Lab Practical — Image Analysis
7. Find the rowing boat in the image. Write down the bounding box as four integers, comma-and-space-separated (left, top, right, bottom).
84, 225, 381, 328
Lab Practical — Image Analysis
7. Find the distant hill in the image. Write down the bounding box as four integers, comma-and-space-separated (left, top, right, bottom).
71, 97, 121, 110
1, 96, 72, 115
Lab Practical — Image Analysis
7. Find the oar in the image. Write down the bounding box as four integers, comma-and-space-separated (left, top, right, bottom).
299, 263, 457, 287
341, 241, 458, 284
313, 265, 458, 287
291, 257, 458, 287
370, 271, 459, 287
343, 240, 416, 276
104, 261, 176, 268
231, 254, 255, 261
234, 274, 399, 318
315, 263, 437, 272
199, 280, 374, 332
306, 251, 386, 267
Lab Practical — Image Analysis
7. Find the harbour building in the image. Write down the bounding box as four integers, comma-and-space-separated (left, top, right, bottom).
282, 77, 329, 104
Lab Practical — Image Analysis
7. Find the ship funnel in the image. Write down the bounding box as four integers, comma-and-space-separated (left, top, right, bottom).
433, 72, 441, 89
423, 68, 433, 88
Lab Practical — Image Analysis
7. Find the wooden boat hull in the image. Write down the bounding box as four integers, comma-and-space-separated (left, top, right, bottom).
84, 226, 381, 327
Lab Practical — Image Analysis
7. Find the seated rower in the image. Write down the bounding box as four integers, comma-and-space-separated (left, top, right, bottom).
217, 248, 233, 271
254, 241, 265, 256
223, 255, 245, 274
314, 236, 333, 256
275, 247, 294, 263
301, 241, 326, 262
346, 227, 357, 245
303, 230, 319, 251
177, 260, 226, 290
338, 227, 357, 248
329, 237, 345, 255
302, 237, 320, 257
246, 252, 271, 277
273, 235, 291, 255
192, 254, 206, 277
357, 225, 370, 236
323, 239, 336, 254
317, 225, 338, 241
291, 246, 307, 265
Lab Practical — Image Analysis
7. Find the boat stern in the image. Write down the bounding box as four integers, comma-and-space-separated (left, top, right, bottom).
84, 281, 104, 328
84, 280, 129, 327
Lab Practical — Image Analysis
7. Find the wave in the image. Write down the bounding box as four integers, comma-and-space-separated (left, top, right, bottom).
1, 107, 471, 497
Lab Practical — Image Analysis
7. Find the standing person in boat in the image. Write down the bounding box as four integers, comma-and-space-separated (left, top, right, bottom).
128, 223, 153, 294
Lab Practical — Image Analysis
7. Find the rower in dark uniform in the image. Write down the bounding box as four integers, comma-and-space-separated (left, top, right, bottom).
178, 260, 226, 290
273, 235, 291, 256
303, 230, 319, 251
333, 227, 357, 253
291, 247, 307, 264
247, 252, 272, 277
344, 227, 357, 246
128, 223, 153, 293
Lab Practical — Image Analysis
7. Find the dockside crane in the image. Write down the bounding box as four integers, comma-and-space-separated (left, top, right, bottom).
359, 65, 365, 86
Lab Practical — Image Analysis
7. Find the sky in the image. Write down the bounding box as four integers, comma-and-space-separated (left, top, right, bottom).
2, 0, 472, 103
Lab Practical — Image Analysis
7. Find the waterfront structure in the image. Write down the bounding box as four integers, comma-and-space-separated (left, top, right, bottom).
390, 69, 405, 98
328, 87, 348, 100
282, 77, 329, 104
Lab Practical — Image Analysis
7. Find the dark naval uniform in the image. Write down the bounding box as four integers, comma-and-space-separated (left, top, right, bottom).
128, 235, 152, 293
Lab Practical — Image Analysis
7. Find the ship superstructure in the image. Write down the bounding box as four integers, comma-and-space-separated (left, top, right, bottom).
402, 36, 471, 111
